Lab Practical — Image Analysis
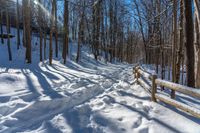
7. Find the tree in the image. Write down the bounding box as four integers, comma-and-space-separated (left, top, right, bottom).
16, 0, 20, 50
0, 11, 4, 44
194, 0, 200, 88
76, 0, 86, 63
38, 0, 43, 62
6, 9, 12, 61
49, 0, 56, 65
175, 0, 184, 85
171, 0, 178, 98
23, 0, 32, 63
62, 0, 69, 64
54, 0, 58, 58
134, 0, 147, 63
184, 0, 195, 87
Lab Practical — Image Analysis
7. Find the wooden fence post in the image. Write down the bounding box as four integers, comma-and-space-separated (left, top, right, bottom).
136, 67, 140, 84
133, 67, 136, 77
151, 74, 157, 102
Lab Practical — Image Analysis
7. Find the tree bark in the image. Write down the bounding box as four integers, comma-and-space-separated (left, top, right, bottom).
175, 0, 184, 84
194, 0, 200, 88
62, 0, 69, 64
171, 0, 177, 98
0, 12, 4, 44
6, 9, 12, 61
44, 32, 46, 60
54, 0, 58, 58
184, 0, 195, 87
49, 0, 56, 65
16, 0, 20, 49
23, 0, 31, 63
40, 31, 43, 62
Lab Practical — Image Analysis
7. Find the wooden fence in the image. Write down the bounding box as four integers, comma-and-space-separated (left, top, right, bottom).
133, 66, 200, 118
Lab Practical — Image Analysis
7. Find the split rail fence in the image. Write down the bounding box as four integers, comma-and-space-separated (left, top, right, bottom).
133, 66, 200, 118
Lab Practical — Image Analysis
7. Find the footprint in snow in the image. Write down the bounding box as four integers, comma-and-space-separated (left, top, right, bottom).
102, 96, 115, 105
117, 117, 123, 122
96, 101, 104, 106
138, 127, 149, 133
142, 105, 153, 113
134, 102, 153, 113
121, 128, 126, 132
132, 116, 142, 129
115, 84, 122, 89
69, 80, 90, 89
119, 100, 127, 105
101, 80, 113, 89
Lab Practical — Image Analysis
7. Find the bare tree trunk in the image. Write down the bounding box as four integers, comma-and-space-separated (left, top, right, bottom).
44, 32, 46, 60
62, 0, 69, 64
39, 0, 43, 62
101, 0, 105, 57
92, 3, 96, 60
194, 15, 200, 88
0, 12, 4, 44
40, 31, 43, 61
24, 0, 32, 63
109, 0, 113, 62
16, 0, 20, 49
76, 0, 85, 62
171, 0, 177, 98
54, 0, 58, 58
194, 0, 200, 88
76, 21, 82, 62
184, 0, 195, 87
181, 51, 185, 85
6, 9, 12, 61
49, 0, 56, 65
49, 31, 53, 65
134, 0, 147, 63
25, 0, 31, 63
175, 0, 184, 84
22, 0, 26, 47
194, 0, 200, 32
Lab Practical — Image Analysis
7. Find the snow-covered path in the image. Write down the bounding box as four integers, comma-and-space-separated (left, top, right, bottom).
0, 56, 200, 133
0, 60, 130, 132
0, 40, 199, 133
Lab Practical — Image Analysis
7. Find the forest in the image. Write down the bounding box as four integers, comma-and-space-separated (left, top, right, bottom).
0, 0, 200, 133
0, 0, 200, 87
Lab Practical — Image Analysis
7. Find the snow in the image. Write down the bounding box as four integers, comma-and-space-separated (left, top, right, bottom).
0, 28, 200, 133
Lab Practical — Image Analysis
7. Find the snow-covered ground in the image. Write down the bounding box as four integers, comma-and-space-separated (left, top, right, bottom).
0, 32, 200, 133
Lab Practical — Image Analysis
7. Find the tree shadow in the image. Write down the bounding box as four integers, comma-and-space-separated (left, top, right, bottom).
0, 61, 64, 101
20, 69, 41, 102
43, 63, 73, 82
30, 65, 63, 99
102, 95, 185, 133
92, 113, 126, 133
40, 122, 62, 133
48, 64, 100, 85
63, 104, 124, 133
120, 102, 184, 133
117, 90, 150, 101
63, 105, 94, 133
176, 95, 200, 107
159, 101, 200, 124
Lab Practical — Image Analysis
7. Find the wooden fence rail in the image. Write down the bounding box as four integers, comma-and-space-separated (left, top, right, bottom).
133, 66, 200, 118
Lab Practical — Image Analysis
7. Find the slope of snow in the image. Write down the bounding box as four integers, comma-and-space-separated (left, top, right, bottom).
0, 29, 200, 133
